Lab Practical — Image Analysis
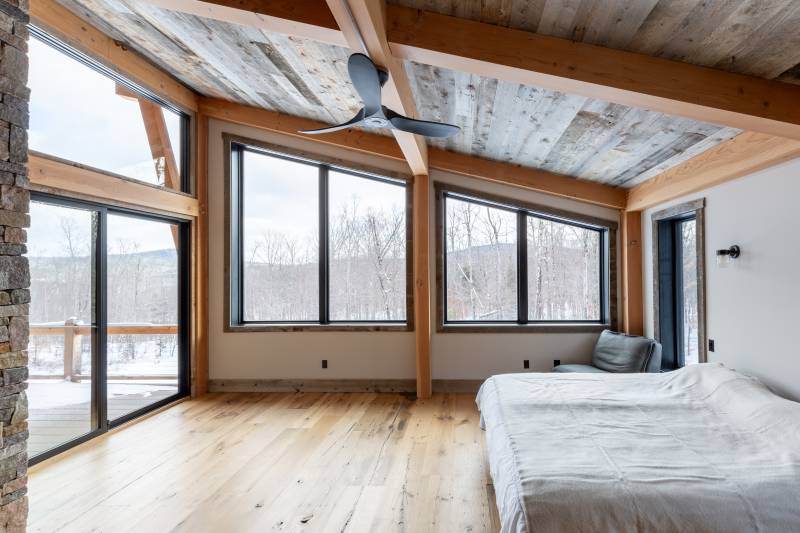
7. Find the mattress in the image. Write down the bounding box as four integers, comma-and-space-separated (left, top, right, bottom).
476, 363, 800, 533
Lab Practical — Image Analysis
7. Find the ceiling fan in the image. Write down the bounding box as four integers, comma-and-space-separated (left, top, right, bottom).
300, 53, 460, 138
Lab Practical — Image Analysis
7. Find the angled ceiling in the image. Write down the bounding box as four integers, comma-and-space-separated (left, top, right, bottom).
389, 0, 800, 84
52, 0, 800, 187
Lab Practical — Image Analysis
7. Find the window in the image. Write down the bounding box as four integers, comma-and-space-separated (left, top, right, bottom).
227, 138, 411, 329
438, 185, 615, 331
445, 197, 518, 321
29, 28, 190, 190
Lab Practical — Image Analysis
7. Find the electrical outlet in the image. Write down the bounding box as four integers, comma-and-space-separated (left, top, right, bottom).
553, 359, 561, 367
523, 359, 530, 369
708, 339, 715, 352
321, 359, 328, 369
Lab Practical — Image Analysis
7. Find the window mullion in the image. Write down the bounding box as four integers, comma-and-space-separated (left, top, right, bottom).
517, 211, 528, 324
319, 165, 329, 324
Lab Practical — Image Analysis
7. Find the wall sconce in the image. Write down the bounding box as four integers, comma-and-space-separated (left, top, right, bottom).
716, 245, 740, 267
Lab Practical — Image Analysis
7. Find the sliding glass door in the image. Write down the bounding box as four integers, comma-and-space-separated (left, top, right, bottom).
106, 214, 183, 423
28, 195, 189, 463
28, 200, 99, 458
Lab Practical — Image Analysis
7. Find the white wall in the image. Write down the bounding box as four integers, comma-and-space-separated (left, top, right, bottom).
642, 158, 800, 400
208, 119, 621, 381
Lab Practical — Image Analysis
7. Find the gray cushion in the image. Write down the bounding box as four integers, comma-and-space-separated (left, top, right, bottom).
551, 364, 609, 373
592, 330, 659, 373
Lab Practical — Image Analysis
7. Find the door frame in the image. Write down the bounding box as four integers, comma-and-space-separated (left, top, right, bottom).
28, 192, 191, 465
651, 198, 707, 368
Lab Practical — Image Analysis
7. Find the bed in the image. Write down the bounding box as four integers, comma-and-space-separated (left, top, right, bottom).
476, 363, 800, 533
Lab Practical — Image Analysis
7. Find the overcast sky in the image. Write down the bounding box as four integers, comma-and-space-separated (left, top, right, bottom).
239, 147, 405, 257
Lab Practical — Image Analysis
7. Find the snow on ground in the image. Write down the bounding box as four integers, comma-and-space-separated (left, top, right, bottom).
29, 380, 178, 410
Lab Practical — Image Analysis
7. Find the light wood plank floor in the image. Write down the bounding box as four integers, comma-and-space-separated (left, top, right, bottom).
28, 392, 499, 532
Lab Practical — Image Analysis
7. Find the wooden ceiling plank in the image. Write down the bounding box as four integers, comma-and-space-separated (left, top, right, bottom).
328, 0, 429, 175
625, 131, 800, 211
31, 0, 199, 112
200, 97, 626, 208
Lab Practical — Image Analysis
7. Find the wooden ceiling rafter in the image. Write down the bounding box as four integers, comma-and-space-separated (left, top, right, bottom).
325, 0, 428, 175
626, 132, 800, 211
135, 0, 800, 142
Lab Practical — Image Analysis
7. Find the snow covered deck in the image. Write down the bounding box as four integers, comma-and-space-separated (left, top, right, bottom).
29, 380, 178, 458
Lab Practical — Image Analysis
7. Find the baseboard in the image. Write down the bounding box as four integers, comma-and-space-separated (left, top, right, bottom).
433, 379, 484, 393
208, 379, 484, 394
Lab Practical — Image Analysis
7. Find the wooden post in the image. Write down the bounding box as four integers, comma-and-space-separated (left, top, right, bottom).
621, 211, 644, 336
63, 317, 83, 381
194, 112, 209, 397
413, 174, 432, 399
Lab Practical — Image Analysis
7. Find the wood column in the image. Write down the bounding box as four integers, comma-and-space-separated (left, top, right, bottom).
193, 112, 209, 396
620, 210, 644, 336
413, 173, 432, 399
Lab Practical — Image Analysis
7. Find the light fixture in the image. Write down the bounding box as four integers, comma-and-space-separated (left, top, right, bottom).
716, 245, 740, 267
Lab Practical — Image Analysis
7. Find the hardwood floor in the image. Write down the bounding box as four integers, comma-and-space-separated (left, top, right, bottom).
28, 392, 499, 532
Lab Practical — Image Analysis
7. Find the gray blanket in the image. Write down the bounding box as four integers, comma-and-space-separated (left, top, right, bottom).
476, 363, 800, 533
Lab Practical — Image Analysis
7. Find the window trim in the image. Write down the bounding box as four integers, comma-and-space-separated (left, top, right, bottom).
223, 134, 414, 332
29, 25, 193, 194
435, 182, 618, 333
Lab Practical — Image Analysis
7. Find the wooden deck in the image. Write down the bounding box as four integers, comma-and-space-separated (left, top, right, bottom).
28, 380, 178, 458
28, 392, 498, 532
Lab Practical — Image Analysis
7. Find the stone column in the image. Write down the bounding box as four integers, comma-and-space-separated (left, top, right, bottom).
0, 0, 29, 529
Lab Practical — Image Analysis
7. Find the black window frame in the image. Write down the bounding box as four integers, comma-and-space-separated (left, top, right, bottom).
29, 25, 193, 193
436, 183, 617, 333
225, 136, 414, 331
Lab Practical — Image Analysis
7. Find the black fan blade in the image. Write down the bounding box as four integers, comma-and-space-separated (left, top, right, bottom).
388, 113, 460, 138
299, 108, 366, 135
348, 53, 382, 116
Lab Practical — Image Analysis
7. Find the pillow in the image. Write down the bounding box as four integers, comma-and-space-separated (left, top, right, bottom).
592, 330, 657, 373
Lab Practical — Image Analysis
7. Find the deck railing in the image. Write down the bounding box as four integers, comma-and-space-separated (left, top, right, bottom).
29, 318, 178, 381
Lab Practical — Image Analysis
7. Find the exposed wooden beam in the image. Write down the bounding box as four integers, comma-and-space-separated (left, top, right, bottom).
200, 98, 626, 208
29, 153, 199, 218
117, 83, 182, 242
620, 211, 643, 336
194, 112, 210, 396
200, 97, 406, 160
413, 173, 431, 399
626, 132, 800, 211
137, 100, 181, 191
151, 0, 800, 141
326, 0, 428, 175
31, 0, 198, 112
141, 0, 346, 47
429, 148, 626, 209
388, 7, 800, 142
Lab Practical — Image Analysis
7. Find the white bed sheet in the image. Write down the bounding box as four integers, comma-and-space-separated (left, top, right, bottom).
476, 363, 800, 533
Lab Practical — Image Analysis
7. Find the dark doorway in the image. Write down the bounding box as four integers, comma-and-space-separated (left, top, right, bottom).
656, 215, 698, 370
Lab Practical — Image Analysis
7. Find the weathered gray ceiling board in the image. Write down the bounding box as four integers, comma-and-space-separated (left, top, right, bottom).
53, 0, 770, 187
406, 61, 739, 187
57, 0, 364, 125
389, 0, 800, 84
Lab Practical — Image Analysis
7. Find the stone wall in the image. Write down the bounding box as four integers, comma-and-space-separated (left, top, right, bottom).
0, 0, 28, 529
